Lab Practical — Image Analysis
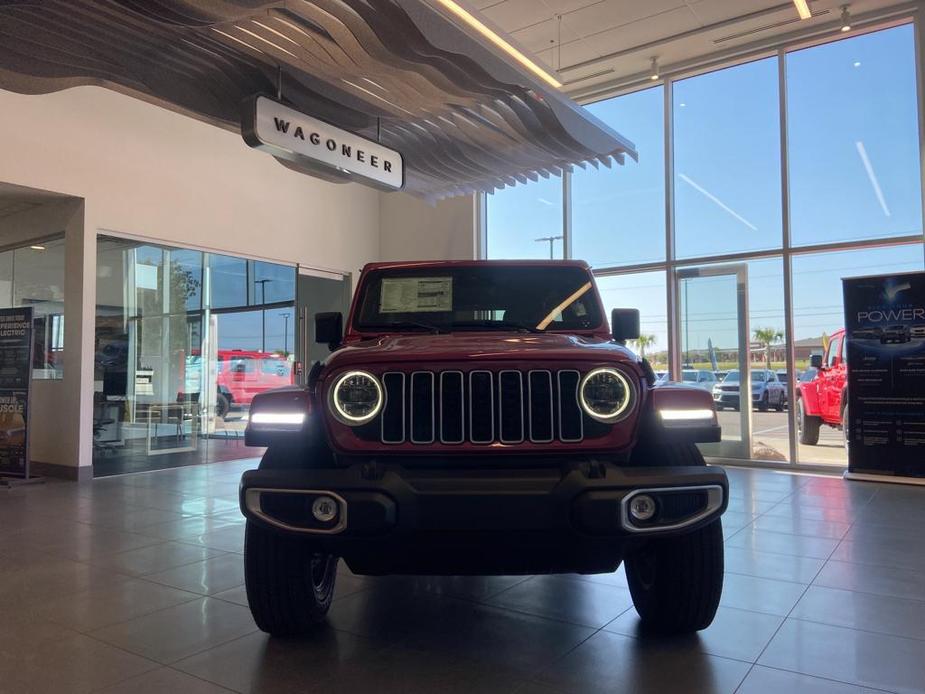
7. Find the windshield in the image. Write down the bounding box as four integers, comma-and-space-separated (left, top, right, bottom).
354, 266, 603, 332
682, 371, 698, 382
722, 370, 739, 382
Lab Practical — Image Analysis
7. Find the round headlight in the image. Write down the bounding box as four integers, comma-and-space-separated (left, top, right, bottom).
579, 367, 634, 422
330, 370, 383, 425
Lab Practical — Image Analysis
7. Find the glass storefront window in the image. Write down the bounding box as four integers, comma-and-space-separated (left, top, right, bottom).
0, 239, 67, 379
486, 175, 564, 259
209, 253, 248, 309
573, 86, 665, 267
93, 236, 296, 476
596, 271, 668, 371
788, 26, 923, 247
673, 57, 782, 259
791, 243, 924, 466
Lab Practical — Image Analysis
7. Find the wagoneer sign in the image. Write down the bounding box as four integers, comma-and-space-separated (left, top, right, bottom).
242, 96, 403, 191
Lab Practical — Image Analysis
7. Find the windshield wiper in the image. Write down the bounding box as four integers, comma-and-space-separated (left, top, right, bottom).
378, 321, 446, 334
450, 319, 543, 334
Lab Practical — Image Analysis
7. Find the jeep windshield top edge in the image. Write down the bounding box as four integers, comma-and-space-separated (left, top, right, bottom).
353, 265, 602, 333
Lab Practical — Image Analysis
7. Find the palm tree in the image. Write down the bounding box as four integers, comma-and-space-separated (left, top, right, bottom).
631, 334, 656, 359
753, 327, 783, 371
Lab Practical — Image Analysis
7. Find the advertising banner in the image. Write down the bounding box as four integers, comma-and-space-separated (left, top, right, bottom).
0, 307, 33, 479
843, 272, 925, 480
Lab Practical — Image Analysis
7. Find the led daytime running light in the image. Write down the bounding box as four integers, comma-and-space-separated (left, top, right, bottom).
579, 367, 634, 422
331, 370, 383, 425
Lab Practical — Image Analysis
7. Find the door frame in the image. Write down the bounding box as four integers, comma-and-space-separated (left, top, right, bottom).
675, 262, 751, 460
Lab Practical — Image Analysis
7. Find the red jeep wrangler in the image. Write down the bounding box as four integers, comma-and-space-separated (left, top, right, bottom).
240, 260, 727, 637
796, 328, 847, 445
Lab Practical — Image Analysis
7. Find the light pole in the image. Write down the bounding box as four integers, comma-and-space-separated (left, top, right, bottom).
280, 312, 290, 354
534, 235, 563, 259
254, 279, 272, 352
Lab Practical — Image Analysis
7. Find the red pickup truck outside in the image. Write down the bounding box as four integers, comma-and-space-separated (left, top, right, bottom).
796, 328, 847, 445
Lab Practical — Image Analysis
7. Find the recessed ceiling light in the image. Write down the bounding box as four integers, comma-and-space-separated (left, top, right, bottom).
649, 57, 659, 81
853, 61, 861, 67
30, 245, 45, 251
680, 102, 687, 107
793, 0, 812, 20
840, 5, 851, 32
430, 0, 562, 89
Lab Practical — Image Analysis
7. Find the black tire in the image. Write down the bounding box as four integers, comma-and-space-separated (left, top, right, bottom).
625, 519, 724, 634
244, 521, 338, 636
757, 392, 769, 412
797, 398, 820, 445
625, 442, 723, 634
842, 402, 849, 453
774, 393, 785, 412
215, 393, 230, 419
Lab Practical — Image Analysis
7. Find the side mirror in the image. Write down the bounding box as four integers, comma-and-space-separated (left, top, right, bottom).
315, 312, 343, 350
810, 353, 823, 369
611, 308, 640, 343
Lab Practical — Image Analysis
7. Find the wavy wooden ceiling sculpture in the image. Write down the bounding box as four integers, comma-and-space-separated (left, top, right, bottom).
0, 0, 637, 199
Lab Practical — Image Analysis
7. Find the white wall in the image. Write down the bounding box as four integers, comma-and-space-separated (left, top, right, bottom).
0, 87, 380, 274
379, 192, 477, 261
0, 86, 382, 473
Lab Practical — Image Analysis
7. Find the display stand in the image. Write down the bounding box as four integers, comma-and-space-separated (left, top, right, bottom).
0, 307, 40, 487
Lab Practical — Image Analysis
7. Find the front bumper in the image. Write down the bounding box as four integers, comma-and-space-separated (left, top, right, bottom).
239, 462, 728, 575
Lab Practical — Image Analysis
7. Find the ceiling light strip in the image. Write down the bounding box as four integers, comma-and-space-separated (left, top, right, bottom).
430, 0, 562, 89
793, 0, 812, 20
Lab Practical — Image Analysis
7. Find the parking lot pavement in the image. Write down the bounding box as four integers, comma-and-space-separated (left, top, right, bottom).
715, 410, 847, 466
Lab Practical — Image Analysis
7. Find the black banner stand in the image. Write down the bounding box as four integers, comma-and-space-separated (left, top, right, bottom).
0, 307, 41, 488
842, 272, 925, 487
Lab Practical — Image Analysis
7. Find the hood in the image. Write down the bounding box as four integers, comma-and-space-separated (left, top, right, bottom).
326, 332, 638, 369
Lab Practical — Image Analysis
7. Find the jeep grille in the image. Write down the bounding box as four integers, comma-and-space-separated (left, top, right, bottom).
379, 369, 585, 445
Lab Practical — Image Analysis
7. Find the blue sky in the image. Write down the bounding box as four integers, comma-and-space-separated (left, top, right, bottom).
488, 25, 924, 353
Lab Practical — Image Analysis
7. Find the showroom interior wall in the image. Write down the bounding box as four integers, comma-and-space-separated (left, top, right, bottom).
0, 85, 381, 478
379, 192, 478, 261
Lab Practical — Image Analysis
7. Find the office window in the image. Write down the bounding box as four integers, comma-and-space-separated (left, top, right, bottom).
674, 57, 782, 259
573, 86, 665, 267
486, 175, 564, 259
788, 26, 922, 247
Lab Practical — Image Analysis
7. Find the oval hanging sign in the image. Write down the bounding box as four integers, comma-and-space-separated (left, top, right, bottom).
242, 96, 403, 191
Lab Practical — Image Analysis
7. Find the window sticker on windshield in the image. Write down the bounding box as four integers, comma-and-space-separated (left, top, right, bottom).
380, 277, 453, 313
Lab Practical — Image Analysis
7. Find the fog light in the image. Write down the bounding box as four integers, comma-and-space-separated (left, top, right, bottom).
311, 496, 339, 523
629, 494, 657, 522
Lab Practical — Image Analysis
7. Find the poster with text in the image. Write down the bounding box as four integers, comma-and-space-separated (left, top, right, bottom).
843, 272, 925, 477
0, 307, 33, 478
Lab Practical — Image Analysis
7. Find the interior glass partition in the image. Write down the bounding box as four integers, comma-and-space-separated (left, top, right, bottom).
93, 236, 296, 476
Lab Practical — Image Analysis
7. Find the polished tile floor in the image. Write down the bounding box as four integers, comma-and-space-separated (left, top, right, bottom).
2, 461, 924, 693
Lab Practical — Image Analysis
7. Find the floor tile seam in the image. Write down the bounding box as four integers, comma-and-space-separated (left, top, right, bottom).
733, 662, 902, 694
738, 524, 851, 541
64, 630, 168, 676
807, 579, 925, 606
784, 613, 925, 645
529, 611, 626, 681
721, 540, 838, 561
152, 626, 264, 668
471, 595, 624, 631
55, 592, 209, 635
477, 574, 535, 600
92, 548, 234, 580
746, 517, 853, 674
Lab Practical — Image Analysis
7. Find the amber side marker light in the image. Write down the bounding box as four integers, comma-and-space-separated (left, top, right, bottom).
431, 0, 562, 89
